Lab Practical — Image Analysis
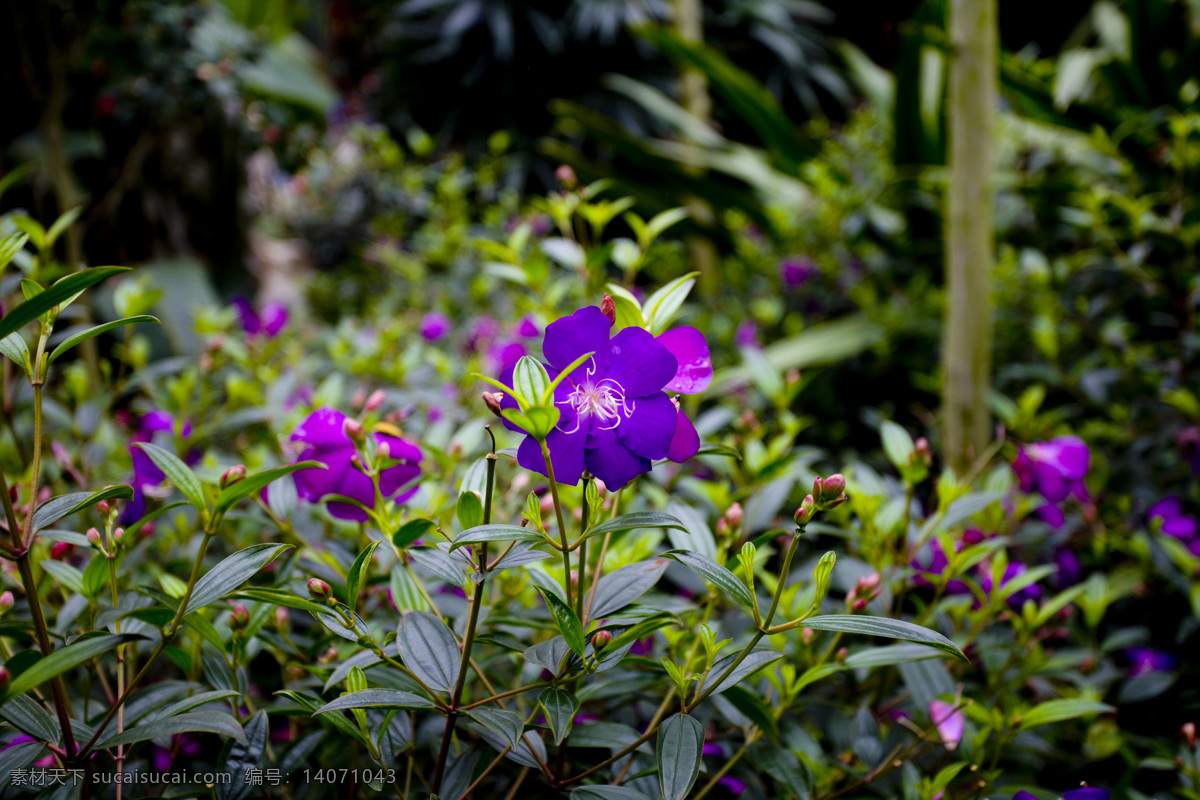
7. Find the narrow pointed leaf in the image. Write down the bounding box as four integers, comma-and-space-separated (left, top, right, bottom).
661, 550, 755, 611
133, 442, 206, 512
537, 587, 587, 659
450, 524, 545, 551
0, 634, 137, 704
465, 707, 526, 749
656, 713, 705, 800
346, 540, 381, 612
32, 486, 134, 532
587, 512, 687, 539
48, 315, 159, 362
539, 687, 580, 745
396, 611, 460, 693
185, 544, 294, 614
97, 710, 246, 749
316, 689, 435, 714
800, 615, 968, 661
214, 461, 325, 514
0, 266, 128, 340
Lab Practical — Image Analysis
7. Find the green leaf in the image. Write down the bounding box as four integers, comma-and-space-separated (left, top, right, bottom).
133, 442, 206, 513
0, 634, 136, 704
844, 643, 945, 670
1018, 699, 1114, 730
450, 524, 544, 551
39, 561, 85, 594
661, 550, 755, 611
0, 333, 29, 371
185, 544, 294, 614
464, 707, 526, 750
346, 540, 381, 612
706, 650, 783, 695
316, 689, 435, 714
456, 491, 484, 531
539, 687, 580, 745
230, 588, 329, 618
45, 206, 82, 247
572, 787, 652, 800
276, 691, 369, 747
0, 266, 128, 341
880, 421, 916, 470
656, 713, 705, 800
154, 690, 245, 719
393, 518, 436, 549
0, 694, 61, 744
97, 710, 246, 749
537, 587, 587, 659
32, 486, 134, 531
48, 315, 159, 363
722, 685, 779, 742
216, 709, 268, 800
214, 462, 325, 514
800, 615, 968, 661
512, 356, 551, 406
589, 559, 670, 619
0, 232, 29, 271
586, 511, 688, 539
0, 741, 48, 791
642, 272, 699, 335
396, 611, 460, 694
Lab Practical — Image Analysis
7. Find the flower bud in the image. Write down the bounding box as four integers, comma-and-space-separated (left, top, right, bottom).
0, 667, 9, 688
307, 578, 333, 602
96, 500, 111, 515
592, 630, 612, 651
86, 528, 102, 547
913, 437, 932, 467
814, 474, 847, 507
801, 627, 815, 645
230, 604, 251, 629
50, 541, 70, 560
482, 392, 504, 419
570, 570, 579, 588
725, 502, 744, 529
555, 165, 577, 189
600, 294, 616, 326
365, 389, 387, 412
319, 647, 338, 665
1183, 721, 1198, 749
275, 606, 290, 632
794, 495, 816, 526
114, 527, 125, 542
0, 591, 13, 615
343, 418, 366, 444
220, 464, 247, 488
835, 647, 849, 662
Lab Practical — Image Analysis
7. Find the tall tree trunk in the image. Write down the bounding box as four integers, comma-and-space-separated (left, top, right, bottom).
942, 0, 996, 475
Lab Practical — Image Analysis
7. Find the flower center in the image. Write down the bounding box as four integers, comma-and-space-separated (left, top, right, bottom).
559, 379, 634, 433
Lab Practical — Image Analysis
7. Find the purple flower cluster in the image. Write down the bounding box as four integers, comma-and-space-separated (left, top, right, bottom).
1124, 647, 1177, 677
779, 256, 818, 289
290, 407, 422, 522
1148, 497, 1200, 558
1013, 436, 1090, 528
232, 298, 288, 338
499, 306, 711, 489
911, 535, 1043, 609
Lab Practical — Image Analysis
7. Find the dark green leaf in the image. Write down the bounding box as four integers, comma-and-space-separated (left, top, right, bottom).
396, 611, 459, 693
800, 615, 968, 661
0, 266, 127, 340
316, 689, 434, 714
0, 333, 29, 370
133, 442, 206, 512
0, 634, 136, 704
1019, 699, 1114, 730
48, 315, 159, 363
539, 687, 580, 746
707, 650, 783, 695
464, 707, 526, 750
346, 540, 381, 612
0, 694, 60, 744
589, 559, 669, 619
39, 561, 85, 594
722, 685, 779, 742
186, 544, 294, 614
656, 713, 705, 800
661, 550, 755, 611
449, 524, 544, 551
154, 690, 244, 719
571, 787, 652, 800
32, 486, 134, 531
393, 518, 436, 549
216, 709, 268, 800
587, 512, 687, 539
844, 643, 946, 670
537, 587, 587, 659
214, 462, 325, 514
97, 710, 246, 749
0, 741, 47, 791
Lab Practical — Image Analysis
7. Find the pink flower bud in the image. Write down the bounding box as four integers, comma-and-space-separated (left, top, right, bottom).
96, 500, 111, 515
230, 604, 251, 629
600, 294, 616, 326
725, 502, 744, 529
0, 667, 9, 688
275, 606, 290, 631
365, 389, 387, 412
794, 495, 816, 526
220, 464, 246, 488
114, 528, 125, 542
814, 474, 847, 506
307, 578, 333, 602
801, 627, 815, 644
50, 541, 70, 560
1183, 722, 1198, 749
343, 418, 365, 444
482, 392, 504, 418
555, 165, 577, 189
592, 630, 612, 651
86, 528, 102, 546
0, 591, 13, 614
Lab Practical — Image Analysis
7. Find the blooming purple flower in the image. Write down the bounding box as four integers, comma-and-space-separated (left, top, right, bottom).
980, 562, 1043, 609
1013, 436, 1090, 504
1125, 647, 1177, 677
121, 411, 195, 525
930, 700, 965, 751
1015, 789, 1109, 800
290, 407, 422, 522
499, 307, 709, 488
1148, 497, 1199, 540
420, 312, 452, 341
233, 297, 288, 338
779, 256, 818, 288
1054, 549, 1082, 588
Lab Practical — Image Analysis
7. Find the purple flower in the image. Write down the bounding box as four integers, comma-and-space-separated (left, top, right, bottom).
735, 320, 760, 349
1013, 436, 1089, 504
719, 776, 747, 794
980, 562, 1043, 609
779, 256, 818, 288
487, 339, 527, 374
930, 700, 964, 751
1148, 497, 1199, 540
1064, 790, 1110, 800
702, 742, 724, 757
910, 540, 970, 594
516, 314, 541, 338
233, 297, 288, 337
290, 407, 422, 522
121, 411, 196, 525
1054, 549, 1082, 588
466, 317, 500, 351
499, 307, 708, 489
1125, 647, 1177, 677
420, 312, 452, 341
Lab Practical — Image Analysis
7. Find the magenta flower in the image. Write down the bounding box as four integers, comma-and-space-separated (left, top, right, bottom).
290, 407, 422, 522
499, 307, 709, 488
980, 562, 1043, 609
1017, 789, 1109, 800
779, 256, 818, 288
1125, 647, 1177, 677
516, 314, 541, 338
910, 540, 970, 594
233, 297, 288, 337
929, 700, 964, 751
420, 312, 452, 341
735, 320, 760, 349
487, 339, 527, 374
1148, 497, 1199, 539
719, 776, 747, 794
1013, 436, 1089, 504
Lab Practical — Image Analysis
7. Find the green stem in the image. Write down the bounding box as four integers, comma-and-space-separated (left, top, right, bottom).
540, 441, 573, 608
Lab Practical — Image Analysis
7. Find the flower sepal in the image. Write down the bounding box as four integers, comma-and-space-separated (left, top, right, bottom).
502, 404, 561, 441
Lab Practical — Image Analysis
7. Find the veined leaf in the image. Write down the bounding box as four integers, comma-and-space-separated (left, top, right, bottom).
214, 462, 325, 514
0, 266, 128, 340
185, 544, 293, 614
800, 615, 968, 661
48, 316, 159, 362
133, 442, 206, 513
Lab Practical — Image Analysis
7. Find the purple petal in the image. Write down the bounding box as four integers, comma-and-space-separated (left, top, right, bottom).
657, 327, 712, 394
420, 312, 452, 341
1162, 515, 1198, 539
1035, 503, 1065, 529
617, 393, 678, 460
130, 443, 166, 487
517, 428, 587, 486
543, 307, 612, 374
605, 327, 677, 397
292, 447, 355, 502
261, 302, 289, 336
1063, 789, 1110, 800
516, 314, 541, 338
1148, 497, 1184, 521
929, 700, 964, 750
1030, 436, 1089, 480
290, 407, 351, 449
232, 297, 260, 334
584, 426, 651, 489
667, 409, 700, 463
140, 410, 177, 435
1013, 792, 1040, 800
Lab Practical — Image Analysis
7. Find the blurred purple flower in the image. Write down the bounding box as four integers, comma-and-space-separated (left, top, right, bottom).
1013, 436, 1090, 504
930, 700, 964, 751
233, 297, 288, 338
910, 540, 970, 594
516, 314, 541, 338
779, 256, 818, 288
290, 407, 422, 522
702, 742, 724, 757
151, 734, 201, 771
487, 339, 527, 374
466, 317, 500, 351
1125, 647, 1177, 677
980, 562, 1043, 609
735, 320, 761, 349
719, 776, 747, 794
498, 307, 706, 488
121, 411, 196, 525
1148, 497, 1199, 540
1016, 790, 1109, 800
1054, 549, 1082, 588
420, 312, 452, 341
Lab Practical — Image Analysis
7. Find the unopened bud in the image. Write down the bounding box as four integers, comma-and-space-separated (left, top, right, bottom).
319, 647, 338, 665
0, 667, 8, 688
0, 591, 13, 615
307, 578, 333, 602
555, 165, 577, 189
814, 474, 847, 507
715, 518, 729, 537
230, 604, 251, 629
570, 570, 579, 588
86, 528, 102, 546
852, 598, 868, 611
96, 500, 111, 515
351, 388, 366, 409
835, 647, 849, 662
794, 495, 816, 526
113, 527, 125, 542
220, 464, 246, 488
482, 392, 504, 418
913, 437, 932, 467
343, 418, 365, 444
275, 606, 290, 632
725, 502, 743, 529
1183, 722, 1198, 749
859, 572, 881, 590
365, 389, 387, 412
50, 541, 70, 560
801, 627, 815, 645
592, 630, 612, 651
600, 294, 616, 326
